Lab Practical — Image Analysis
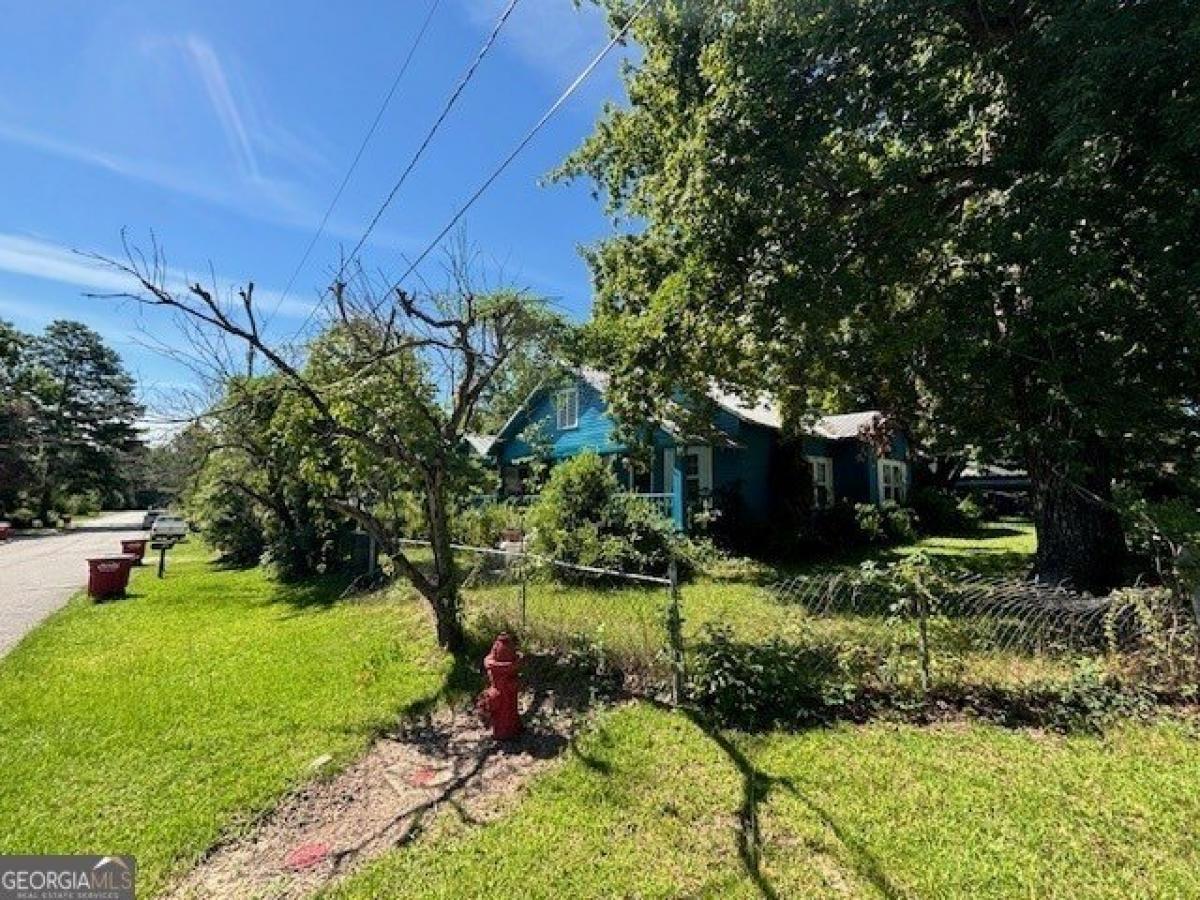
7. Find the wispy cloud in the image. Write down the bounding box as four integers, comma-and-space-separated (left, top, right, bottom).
0, 116, 417, 261
458, 0, 619, 82
0, 234, 137, 294
0, 120, 241, 210
0, 33, 342, 241
180, 34, 262, 179
0, 290, 135, 348
141, 33, 334, 182
0, 232, 316, 320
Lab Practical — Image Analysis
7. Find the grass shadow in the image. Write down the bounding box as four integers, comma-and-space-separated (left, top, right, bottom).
263, 572, 356, 610
669, 703, 908, 900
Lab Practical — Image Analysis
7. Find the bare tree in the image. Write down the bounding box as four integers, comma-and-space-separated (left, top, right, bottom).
89, 236, 556, 651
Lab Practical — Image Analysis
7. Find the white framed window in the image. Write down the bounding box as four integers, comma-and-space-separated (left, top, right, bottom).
878, 459, 907, 504
806, 455, 834, 509
555, 387, 579, 430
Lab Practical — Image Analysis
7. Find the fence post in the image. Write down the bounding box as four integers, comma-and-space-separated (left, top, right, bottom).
915, 589, 931, 693
520, 556, 528, 631
1179, 545, 1200, 667
667, 559, 685, 705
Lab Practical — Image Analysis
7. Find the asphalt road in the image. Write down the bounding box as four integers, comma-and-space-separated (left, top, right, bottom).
0, 510, 147, 657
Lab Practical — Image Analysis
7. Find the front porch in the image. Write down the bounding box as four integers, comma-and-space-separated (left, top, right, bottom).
498, 445, 721, 532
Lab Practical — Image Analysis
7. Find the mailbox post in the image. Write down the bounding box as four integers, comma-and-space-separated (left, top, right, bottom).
151, 538, 178, 578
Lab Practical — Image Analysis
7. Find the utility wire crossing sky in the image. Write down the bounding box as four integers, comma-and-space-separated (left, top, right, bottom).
0, 0, 635, 412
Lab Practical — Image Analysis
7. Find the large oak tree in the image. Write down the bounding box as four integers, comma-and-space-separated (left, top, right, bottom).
560, 0, 1200, 591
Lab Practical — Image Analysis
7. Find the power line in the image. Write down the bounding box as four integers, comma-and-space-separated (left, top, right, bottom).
268, 0, 443, 324
343, 0, 522, 271
289, 0, 523, 342
386, 0, 654, 293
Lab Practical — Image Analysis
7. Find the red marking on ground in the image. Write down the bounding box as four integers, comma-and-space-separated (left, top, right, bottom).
284, 842, 330, 870
409, 766, 440, 787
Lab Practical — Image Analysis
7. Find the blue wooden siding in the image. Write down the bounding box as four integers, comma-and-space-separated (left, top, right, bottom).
831, 441, 872, 503
496, 380, 625, 464
710, 412, 775, 522
492, 373, 912, 529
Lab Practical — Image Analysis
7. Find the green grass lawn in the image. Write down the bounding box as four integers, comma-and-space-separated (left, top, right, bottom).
895, 519, 1036, 573
0, 520, 1054, 897
0, 543, 452, 896
327, 702, 1200, 899
463, 520, 1053, 685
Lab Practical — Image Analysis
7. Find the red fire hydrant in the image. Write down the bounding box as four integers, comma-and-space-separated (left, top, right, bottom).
477, 633, 522, 740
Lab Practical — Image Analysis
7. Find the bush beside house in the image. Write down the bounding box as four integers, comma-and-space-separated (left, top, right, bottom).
527, 452, 692, 579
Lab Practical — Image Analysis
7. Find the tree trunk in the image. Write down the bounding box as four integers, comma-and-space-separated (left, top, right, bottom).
1029, 446, 1126, 593
425, 467, 465, 652
38, 482, 54, 520
432, 585, 466, 654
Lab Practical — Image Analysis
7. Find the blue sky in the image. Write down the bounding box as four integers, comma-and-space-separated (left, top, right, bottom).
0, 0, 629, 410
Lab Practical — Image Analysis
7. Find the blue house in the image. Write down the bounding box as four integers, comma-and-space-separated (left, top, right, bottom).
482, 368, 911, 531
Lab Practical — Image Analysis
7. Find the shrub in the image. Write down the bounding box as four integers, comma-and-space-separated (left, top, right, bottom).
806, 500, 920, 550
881, 501, 918, 543
8, 507, 36, 529
956, 493, 984, 526
810, 501, 862, 548
1104, 586, 1199, 695
1035, 659, 1156, 732
455, 501, 523, 548
262, 512, 351, 582
853, 503, 887, 543
189, 484, 264, 567
910, 486, 982, 534
689, 625, 857, 728
1119, 494, 1200, 579
846, 502, 918, 546
527, 452, 684, 578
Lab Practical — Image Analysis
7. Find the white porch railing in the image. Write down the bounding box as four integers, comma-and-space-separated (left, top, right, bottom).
473, 491, 677, 521
619, 492, 676, 519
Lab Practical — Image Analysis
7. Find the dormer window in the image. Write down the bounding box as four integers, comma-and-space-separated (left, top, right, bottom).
555, 387, 579, 430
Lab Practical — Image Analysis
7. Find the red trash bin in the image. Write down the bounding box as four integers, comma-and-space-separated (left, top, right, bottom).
120, 538, 148, 565
0, 522, 11, 541
87, 555, 136, 600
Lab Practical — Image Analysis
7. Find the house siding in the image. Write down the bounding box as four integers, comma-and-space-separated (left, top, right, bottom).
832, 440, 872, 503
489, 372, 912, 530
497, 380, 625, 465
719, 421, 775, 521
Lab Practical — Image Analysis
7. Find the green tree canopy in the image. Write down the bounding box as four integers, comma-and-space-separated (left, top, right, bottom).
26, 321, 143, 515
0, 320, 33, 513
559, 0, 1200, 590
0, 319, 143, 517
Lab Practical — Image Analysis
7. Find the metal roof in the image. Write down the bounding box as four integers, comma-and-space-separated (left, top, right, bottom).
493, 366, 884, 447
708, 389, 883, 441
464, 433, 495, 456
809, 410, 885, 441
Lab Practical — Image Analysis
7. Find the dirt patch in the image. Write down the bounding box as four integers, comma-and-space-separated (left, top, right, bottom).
167, 689, 585, 900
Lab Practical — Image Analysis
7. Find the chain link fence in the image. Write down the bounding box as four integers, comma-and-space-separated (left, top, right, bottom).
396, 539, 686, 702
763, 563, 1200, 696
380, 539, 1199, 716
